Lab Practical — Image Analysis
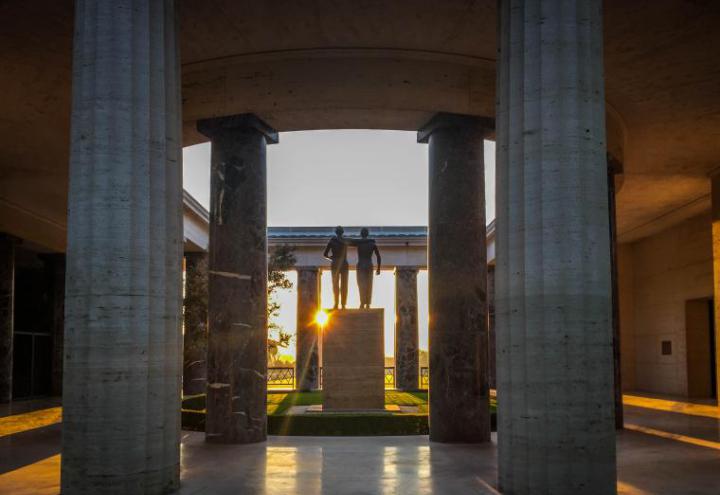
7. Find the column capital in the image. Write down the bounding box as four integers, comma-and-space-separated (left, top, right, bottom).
197, 113, 279, 144
607, 153, 623, 175
184, 251, 207, 261
394, 265, 420, 274
708, 165, 720, 179
417, 112, 494, 144
296, 265, 321, 273
0, 233, 20, 244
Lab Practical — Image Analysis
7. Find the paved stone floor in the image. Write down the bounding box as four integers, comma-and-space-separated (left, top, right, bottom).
0, 395, 718, 494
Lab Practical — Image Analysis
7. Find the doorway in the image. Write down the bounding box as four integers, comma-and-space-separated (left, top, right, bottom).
685, 298, 717, 398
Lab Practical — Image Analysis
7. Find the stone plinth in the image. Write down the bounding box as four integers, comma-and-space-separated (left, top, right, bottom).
322, 309, 384, 410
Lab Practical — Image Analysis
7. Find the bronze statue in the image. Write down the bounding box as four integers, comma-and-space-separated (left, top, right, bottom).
351, 228, 381, 309
323, 226, 349, 310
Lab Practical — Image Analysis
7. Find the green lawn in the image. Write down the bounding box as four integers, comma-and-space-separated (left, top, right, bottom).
267, 390, 431, 415
182, 391, 496, 435
186, 390, 495, 416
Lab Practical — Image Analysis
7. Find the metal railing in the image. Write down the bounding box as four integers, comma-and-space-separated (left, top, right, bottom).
384, 367, 395, 388
268, 367, 295, 388
268, 366, 400, 389
200, 365, 431, 391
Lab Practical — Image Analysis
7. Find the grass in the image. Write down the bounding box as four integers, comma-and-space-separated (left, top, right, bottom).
267, 390, 430, 415
182, 391, 496, 435
267, 390, 323, 415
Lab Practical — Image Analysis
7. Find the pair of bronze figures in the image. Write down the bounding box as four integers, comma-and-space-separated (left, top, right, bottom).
323, 226, 382, 309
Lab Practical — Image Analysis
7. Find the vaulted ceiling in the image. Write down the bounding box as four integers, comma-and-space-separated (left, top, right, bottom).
1, 0, 718, 249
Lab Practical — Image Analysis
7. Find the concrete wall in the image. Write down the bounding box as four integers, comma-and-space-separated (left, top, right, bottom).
619, 213, 713, 396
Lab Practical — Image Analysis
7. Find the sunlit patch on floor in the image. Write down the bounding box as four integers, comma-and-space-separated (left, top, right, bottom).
0, 454, 60, 495
624, 423, 720, 451
0, 407, 62, 438
617, 480, 652, 494
623, 395, 719, 419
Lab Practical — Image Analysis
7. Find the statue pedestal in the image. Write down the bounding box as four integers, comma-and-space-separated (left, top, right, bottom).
322, 309, 385, 410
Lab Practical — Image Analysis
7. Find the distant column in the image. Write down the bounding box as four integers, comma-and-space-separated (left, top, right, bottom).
608, 157, 624, 429
296, 267, 320, 391
42, 253, 65, 397
183, 252, 208, 396
198, 114, 278, 444
0, 234, 15, 404
487, 264, 496, 390
395, 266, 419, 391
418, 112, 492, 443
710, 172, 720, 401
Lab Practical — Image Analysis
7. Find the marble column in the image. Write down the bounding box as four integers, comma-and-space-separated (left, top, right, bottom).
198, 114, 278, 444
0, 234, 15, 404
296, 267, 320, 391
62, 1, 183, 493
42, 254, 65, 397
395, 266, 419, 391
183, 252, 208, 396
496, 1, 616, 493
418, 112, 491, 443
487, 264, 496, 390
710, 172, 720, 402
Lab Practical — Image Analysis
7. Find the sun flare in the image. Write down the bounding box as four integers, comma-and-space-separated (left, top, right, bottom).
315, 310, 330, 327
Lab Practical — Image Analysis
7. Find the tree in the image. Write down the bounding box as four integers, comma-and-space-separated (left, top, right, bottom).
267, 244, 297, 366
182, 245, 297, 380
183, 255, 209, 396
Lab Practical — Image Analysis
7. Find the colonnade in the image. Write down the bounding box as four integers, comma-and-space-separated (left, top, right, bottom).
58, 0, 616, 493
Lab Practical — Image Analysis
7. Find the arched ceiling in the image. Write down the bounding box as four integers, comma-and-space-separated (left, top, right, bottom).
1, 0, 719, 250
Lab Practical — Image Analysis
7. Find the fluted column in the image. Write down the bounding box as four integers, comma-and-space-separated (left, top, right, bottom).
198, 114, 277, 444
62, 1, 183, 493
418, 112, 491, 443
0, 234, 15, 404
496, 1, 616, 493
296, 267, 320, 391
394, 266, 419, 391
183, 252, 208, 396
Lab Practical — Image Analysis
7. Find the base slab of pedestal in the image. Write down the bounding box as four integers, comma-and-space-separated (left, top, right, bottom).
322, 309, 385, 411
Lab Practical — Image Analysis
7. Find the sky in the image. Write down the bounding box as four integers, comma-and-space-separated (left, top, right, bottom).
183, 130, 495, 359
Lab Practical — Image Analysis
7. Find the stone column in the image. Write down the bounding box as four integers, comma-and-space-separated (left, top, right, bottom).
395, 266, 419, 391
418, 113, 491, 443
296, 267, 320, 391
62, 2, 183, 493
710, 173, 720, 402
496, 1, 616, 493
42, 254, 65, 397
0, 234, 15, 404
608, 157, 624, 428
183, 252, 208, 396
198, 114, 278, 444
487, 264, 496, 390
